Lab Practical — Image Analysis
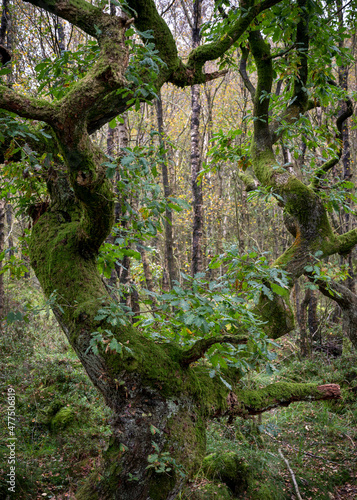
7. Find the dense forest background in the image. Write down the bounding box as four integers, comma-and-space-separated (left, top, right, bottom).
0, 0, 357, 498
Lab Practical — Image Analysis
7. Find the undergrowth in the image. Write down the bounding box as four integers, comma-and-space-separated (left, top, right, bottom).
0, 280, 111, 499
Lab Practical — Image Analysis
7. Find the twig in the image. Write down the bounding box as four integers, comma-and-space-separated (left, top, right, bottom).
268, 43, 295, 60
279, 448, 303, 500
160, 0, 176, 16
344, 433, 355, 448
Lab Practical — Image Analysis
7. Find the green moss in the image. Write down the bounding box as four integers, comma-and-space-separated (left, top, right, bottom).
255, 291, 295, 339
202, 452, 249, 495
126, 0, 178, 75
188, 365, 229, 417
338, 228, 357, 255
248, 480, 285, 500
165, 408, 206, 478
76, 471, 100, 500
51, 406, 76, 430
237, 382, 322, 413
148, 472, 177, 500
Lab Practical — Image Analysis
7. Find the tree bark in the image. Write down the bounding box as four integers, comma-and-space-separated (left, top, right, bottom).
156, 90, 177, 288
308, 289, 318, 342
190, 0, 204, 277
5, 203, 13, 257
299, 287, 311, 357
137, 243, 155, 296
337, 0, 355, 295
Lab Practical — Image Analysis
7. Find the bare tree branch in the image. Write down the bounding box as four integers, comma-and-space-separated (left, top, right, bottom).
279, 448, 303, 500
310, 82, 353, 188
185, 0, 284, 73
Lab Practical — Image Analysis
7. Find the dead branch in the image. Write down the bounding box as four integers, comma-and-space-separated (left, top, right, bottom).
279, 448, 303, 500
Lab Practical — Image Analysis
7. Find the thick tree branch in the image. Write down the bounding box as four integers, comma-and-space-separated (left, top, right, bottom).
307, 275, 357, 348
246, 12, 340, 341
270, 0, 310, 144
23, 0, 116, 38
249, 30, 273, 147
180, 335, 248, 367
127, 0, 179, 72
0, 85, 55, 122
292, 0, 309, 108
20, 0, 282, 131
227, 382, 341, 417
238, 171, 259, 191
337, 228, 357, 255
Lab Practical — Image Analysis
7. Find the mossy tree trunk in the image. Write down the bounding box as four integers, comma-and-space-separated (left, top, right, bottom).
239, 0, 357, 340
0, 0, 350, 497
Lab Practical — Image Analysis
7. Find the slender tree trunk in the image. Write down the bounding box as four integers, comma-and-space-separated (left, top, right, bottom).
137, 243, 155, 295
55, 17, 66, 54
308, 289, 318, 343
0, 0, 9, 46
107, 114, 130, 292
156, 90, 177, 287
299, 288, 311, 357
0, 199, 5, 321
190, 0, 203, 276
0, 0, 10, 319
5, 203, 13, 257
337, 0, 354, 293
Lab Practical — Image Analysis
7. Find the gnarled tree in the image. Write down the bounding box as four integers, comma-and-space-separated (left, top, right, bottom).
1, 0, 352, 497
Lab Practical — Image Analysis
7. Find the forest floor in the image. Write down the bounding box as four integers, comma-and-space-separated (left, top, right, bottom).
0, 284, 356, 499
200, 338, 357, 500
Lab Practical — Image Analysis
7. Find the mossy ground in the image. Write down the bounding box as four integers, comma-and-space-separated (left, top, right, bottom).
0, 280, 111, 499
1, 281, 357, 499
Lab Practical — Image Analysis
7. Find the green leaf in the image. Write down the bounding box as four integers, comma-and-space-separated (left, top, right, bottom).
270, 283, 286, 296
109, 338, 123, 354
219, 376, 232, 390
150, 425, 160, 435
109, 118, 117, 129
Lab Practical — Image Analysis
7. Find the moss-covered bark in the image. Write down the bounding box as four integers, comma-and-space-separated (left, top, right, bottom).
28, 170, 223, 498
